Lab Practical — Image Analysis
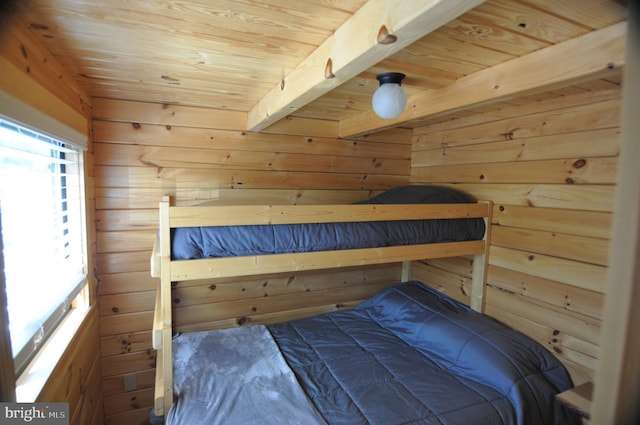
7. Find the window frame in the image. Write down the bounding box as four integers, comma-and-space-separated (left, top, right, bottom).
0, 114, 90, 387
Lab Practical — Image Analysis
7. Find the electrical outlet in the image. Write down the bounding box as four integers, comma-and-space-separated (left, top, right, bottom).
123, 372, 137, 392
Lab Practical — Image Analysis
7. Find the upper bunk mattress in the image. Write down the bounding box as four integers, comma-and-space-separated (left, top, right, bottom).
171, 185, 486, 260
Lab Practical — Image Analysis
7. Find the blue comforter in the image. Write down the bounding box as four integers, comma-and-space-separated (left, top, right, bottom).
268, 282, 577, 425
171, 186, 485, 260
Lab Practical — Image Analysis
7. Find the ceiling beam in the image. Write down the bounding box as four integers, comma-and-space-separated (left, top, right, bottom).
246, 0, 487, 132
339, 21, 627, 138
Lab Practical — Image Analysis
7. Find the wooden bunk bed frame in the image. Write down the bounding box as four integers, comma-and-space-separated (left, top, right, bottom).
150, 195, 493, 418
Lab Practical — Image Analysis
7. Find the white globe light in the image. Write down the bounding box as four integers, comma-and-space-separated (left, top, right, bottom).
372, 82, 407, 119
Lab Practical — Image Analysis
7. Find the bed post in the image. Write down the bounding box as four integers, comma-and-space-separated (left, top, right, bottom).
401, 261, 412, 282
153, 196, 173, 417
470, 201, 492, 313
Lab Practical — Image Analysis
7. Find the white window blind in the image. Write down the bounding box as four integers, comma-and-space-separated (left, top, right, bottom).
0, 118, 87, 375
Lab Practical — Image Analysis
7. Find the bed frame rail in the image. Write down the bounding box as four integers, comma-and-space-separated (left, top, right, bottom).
151, 196, 492, 417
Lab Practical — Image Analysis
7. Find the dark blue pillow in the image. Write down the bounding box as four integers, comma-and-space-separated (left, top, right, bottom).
357, 185, 476, 204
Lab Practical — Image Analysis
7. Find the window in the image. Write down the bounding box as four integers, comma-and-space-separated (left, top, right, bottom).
0, 118, 88, 376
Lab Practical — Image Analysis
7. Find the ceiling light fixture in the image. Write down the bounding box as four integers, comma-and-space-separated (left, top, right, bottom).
371, 72, 407, 119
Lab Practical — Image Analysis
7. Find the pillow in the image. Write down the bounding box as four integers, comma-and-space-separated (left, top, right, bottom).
357, 185, 476, 204
358, 282, 577, 425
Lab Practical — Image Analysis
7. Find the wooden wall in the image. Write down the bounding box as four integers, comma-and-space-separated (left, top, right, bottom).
410, 84, 622, 387
93, 85, 623, 422
0, 16, 103, 425
92, 98, 412, 424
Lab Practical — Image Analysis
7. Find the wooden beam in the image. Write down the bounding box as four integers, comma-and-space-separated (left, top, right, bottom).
339, 21, 626, 137
247, 0, 486, 132
591, 5, 640, 424
171, 241, 485, 281
168, 203, 490, 228
157, 196, 173, 417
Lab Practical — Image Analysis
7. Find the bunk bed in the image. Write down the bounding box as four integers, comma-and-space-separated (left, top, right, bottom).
149, 186, 577, 424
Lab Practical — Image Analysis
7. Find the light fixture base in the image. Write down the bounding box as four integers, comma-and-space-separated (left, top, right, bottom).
376, 72, 406, 86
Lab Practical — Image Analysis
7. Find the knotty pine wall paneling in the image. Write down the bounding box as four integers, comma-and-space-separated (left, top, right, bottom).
411, 85, 621, 387
92, 98, 411, 424
0, 17, 103, 425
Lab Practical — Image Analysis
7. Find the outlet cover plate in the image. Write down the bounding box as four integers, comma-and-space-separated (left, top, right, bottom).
123, 372, 137, 392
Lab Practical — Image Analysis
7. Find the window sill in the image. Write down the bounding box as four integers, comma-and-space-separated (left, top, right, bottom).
15, 304, 91, 402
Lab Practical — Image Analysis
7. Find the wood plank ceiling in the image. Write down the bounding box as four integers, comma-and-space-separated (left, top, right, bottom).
8, 0, 628, 135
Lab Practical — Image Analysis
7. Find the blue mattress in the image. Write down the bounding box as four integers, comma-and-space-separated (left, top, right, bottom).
268, 282, 578, 425
171, 186, 486, 260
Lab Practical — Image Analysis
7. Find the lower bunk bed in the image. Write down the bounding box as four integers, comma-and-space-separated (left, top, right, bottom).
149, 185, 575, 423
167, 282, 578, 425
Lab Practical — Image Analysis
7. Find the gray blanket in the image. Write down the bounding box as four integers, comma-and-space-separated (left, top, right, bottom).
168, 325, 327, 425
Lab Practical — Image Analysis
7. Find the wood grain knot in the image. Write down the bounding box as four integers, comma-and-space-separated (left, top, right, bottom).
325, 58, 335, 79
573, 159, 587, 168
377, 25, 397, 44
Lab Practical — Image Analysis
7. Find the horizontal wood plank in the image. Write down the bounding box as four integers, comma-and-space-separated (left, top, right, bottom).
175, 300, 364, 334
488, 265, 604, 320
172, 265, 400, 307
101, 332, 153, 357
93, 98, 247, 130
99, 291, 156, 317
486, 303, 599, 379
96, 188, 379, 210
97, 230, 156, 254
413, 157, 618, 184
98, 272, 158, 296
95, 165, 409, 191
168, 202, 490, 227
486, 285, 602, 346
436, 184, 615, 212
93, 122, 410, 159
492, 205, 612, 239
96, 209, 158, 232
413, 99, 621, 150
173, 281, 394, 328
103, 388, 154, 416
412, 261, 472, 306
489, 245, 607, 293
413, 88, 621, 137
171, 241, 485, 281
101, 351, 156, 378
419, 256, 474, 278
491, 225, 610, 266
94, 143, 410, 175
412, 128, 621, 167
100, 312, 154, 337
